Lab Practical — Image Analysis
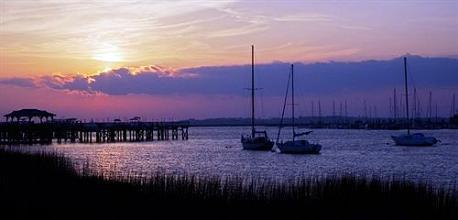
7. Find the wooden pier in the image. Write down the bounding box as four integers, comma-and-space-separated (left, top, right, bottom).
0, 121, 189, 145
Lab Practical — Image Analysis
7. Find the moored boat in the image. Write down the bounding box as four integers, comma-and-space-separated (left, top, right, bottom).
241, 45, 274, 150
276, 64, 321, 154
391, 57, 438, 147
391, 133, 438, 146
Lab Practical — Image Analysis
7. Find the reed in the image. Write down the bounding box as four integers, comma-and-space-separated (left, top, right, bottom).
0, 148, 456, 220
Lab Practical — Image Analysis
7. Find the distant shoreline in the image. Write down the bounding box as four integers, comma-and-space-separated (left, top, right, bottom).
188, 123, 458, 129
187, 115, 458, 130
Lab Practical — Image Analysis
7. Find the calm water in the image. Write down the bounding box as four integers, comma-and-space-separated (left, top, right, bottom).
11, 128, 458, 187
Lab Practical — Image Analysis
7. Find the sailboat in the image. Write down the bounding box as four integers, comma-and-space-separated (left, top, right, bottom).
241, 45, 274, 151
276, 64, 321, 154
391, 57, 438, 146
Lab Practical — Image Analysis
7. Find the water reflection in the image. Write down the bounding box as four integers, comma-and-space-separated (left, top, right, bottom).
21, 128, 458, 187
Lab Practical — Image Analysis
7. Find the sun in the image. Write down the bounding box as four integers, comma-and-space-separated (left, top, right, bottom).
92, 43, 124, 62
93, 52, 123, 62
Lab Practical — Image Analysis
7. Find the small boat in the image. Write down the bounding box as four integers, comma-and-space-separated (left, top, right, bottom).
391, 133, 438, 146
391, 57, 438, 146
241, 45, 274, 151
276, 64, 321, 154
242, 130, 274, 151
277, 139, 321, 154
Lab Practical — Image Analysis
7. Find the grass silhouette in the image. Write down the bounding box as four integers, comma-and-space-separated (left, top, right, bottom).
0, 148, 456, 219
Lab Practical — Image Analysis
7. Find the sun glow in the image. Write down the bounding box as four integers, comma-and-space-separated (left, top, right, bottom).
93, 53, 123, 62
92, 44, 124, 62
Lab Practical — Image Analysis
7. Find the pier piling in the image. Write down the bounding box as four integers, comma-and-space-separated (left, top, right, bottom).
0, 121, 190, 145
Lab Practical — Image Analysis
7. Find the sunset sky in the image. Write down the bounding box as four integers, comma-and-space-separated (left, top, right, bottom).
1, 0, 457, 120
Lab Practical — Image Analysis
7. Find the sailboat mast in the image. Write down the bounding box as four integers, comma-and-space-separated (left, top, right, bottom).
276, 70, 291, 144
251, 45, 255, 138
404, 57, 410, 135
291, 64, 295, 141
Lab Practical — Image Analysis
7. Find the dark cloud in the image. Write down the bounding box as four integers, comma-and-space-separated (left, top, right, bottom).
0, 77, 38, 88
1, 55, 457, 96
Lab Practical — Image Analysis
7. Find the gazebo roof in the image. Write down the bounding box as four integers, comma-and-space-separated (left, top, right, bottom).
4, 109, 56, 118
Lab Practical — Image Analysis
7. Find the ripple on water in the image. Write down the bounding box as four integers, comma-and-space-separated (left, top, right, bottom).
9, 128, 458, 187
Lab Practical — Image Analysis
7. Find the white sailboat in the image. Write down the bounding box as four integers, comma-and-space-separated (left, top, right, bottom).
391, 57, 439, 146
241, 45, 274, 151
276, 64, 321, 154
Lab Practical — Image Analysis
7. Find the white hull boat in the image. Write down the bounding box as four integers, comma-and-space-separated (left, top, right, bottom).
391, 57, 438, 147
391, 133, 438, 146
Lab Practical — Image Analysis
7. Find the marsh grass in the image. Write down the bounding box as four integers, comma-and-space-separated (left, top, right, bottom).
0, 149, 456, 220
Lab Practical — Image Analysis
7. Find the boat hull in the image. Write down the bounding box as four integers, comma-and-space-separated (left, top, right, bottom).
391, 134, 438, 146
241, 131, 274, 151
277, 140, 321, 154
242, 141, 274, 151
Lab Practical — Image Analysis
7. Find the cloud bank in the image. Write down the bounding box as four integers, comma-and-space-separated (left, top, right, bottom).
1, 55, 457, 119
1, 55, 457, 97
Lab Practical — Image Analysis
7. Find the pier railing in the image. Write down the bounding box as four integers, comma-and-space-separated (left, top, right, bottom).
0, 121, 189, 145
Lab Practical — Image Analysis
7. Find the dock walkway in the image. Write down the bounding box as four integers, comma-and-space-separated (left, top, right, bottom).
0, 121, 189, 145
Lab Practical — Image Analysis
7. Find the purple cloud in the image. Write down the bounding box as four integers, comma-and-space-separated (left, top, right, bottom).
0, 77, 38, 88
1, 55, 457, 97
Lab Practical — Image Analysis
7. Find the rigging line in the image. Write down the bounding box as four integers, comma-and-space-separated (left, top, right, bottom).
276, 71, 292, 144
259, 89, 265, 120
407, 61, 417, 92
406, 58, 426, 119
242, 87, 258, 122
406, 60, 419, 118
292, 70, 307, 120
297, 78, 309, 119
300, 96, 308, 120
243, 89, 251, 123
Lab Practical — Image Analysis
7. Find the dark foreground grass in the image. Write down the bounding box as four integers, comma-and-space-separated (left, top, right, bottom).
0, 149, 456, 220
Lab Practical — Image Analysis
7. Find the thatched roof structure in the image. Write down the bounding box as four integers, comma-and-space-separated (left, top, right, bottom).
4, 109, 55, 122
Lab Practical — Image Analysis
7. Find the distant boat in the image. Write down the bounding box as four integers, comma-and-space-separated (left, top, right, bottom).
391, 57, 438, 146
241, 45, 274, 151
276, 64, 321, 154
